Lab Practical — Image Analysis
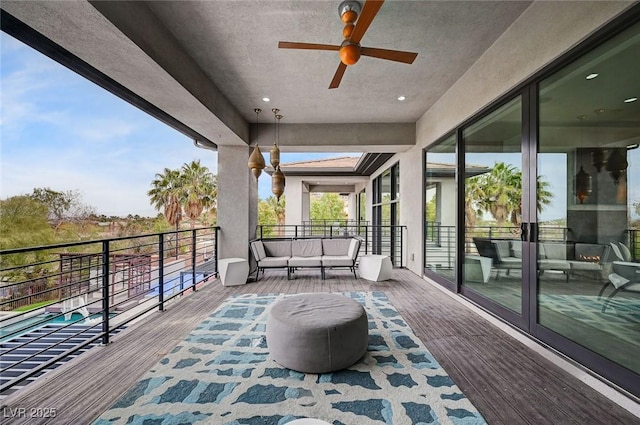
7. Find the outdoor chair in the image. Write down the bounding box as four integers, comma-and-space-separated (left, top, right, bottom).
598, 261, 640, 313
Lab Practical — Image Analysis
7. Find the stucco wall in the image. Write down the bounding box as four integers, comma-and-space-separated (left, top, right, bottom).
218, 146, 258, 259
389, 1, 633, 276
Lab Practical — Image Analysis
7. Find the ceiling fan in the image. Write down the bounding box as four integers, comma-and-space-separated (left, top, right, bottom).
278, 0, 418, 89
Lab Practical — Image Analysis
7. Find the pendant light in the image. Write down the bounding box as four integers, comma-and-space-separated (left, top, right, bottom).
591, 149, 607, 172
248, 108, 266, 179
590, 109, 607, 173
271, 110, 286, 202
605, 148, 628, 185
270, 108, 281, 168
573, 115, 592, 204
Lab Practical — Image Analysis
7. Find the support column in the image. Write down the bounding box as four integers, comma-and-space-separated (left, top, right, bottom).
217, 145, 258, 260
285, 176, 304, 225
347, 193, 357, 221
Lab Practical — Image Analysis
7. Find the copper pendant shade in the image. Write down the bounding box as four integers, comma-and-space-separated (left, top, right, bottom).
271, 110, 286, 201
605, 148, 628, 185
248, 144, 265, 179
270, 109, 281, 169
591, 149, 607, 172
573, 166, 592, 204
272, 166, 285, 202
248, 108, 266, 179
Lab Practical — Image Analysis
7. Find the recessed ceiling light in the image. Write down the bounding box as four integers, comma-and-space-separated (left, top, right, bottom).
586, 73, 598, 80
624, 97, 638, 103
397, 95, 406, 101
262, 97, 270, 102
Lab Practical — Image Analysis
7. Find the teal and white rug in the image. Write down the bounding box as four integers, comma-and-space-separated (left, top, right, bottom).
94, 292, 486, 424
538, 293, 640, 347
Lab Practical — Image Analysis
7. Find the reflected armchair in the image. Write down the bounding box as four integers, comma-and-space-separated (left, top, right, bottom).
598, 261, 640, 313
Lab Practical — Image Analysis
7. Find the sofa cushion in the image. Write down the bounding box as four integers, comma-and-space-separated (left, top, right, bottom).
289, 256, 323, 267
263, 241, 292, 258
511, 240, 522, 259
250, 240, 266, 261
542, 243, 567, 260
347, 239, 360, 260
321, 239, 351, 256
493, 240, 512, 260
292, 239, 323, 257
322, 255, 353, 267
539, 259, 571, 270
258, 257, 290, 268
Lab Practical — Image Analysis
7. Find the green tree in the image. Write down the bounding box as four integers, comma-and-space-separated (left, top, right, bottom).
0, 196, 54, 273
29, 187, 95, 234
180, 160, 217, 230
148, 167, 183, 228
258, 198, 277, 237
148, 167, 183, 257
148, 161, 217, 256
263, 196, 286, 236
466, 162, 553, 228
310, 193, 347, 222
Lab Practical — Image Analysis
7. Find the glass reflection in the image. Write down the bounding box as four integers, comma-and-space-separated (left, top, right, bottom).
537, 21, 640, 374
463, 97, 523, 313
425, 135, 457, 281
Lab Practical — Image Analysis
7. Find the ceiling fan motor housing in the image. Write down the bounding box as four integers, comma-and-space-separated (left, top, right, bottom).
340, 41, 361, 65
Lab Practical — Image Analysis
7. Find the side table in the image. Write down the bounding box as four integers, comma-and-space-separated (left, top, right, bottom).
358, 255, 392, 281
218, 258, 249, 286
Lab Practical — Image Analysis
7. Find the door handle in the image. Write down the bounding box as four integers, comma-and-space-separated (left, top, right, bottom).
530, 222, 537, 243
520, 222, 529, 242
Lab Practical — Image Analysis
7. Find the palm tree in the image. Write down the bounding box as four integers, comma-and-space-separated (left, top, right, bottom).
466, 162, 554, 234
180, 160, 217, 230
148, 168, 183, 257
265, 196, 286, 236
148, 168, 183, 227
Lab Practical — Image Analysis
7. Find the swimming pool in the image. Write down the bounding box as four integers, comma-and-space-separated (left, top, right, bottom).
0, 312, 103, 342
145, 273, 205, 297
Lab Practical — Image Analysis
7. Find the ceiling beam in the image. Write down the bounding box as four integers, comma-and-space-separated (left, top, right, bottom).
89, 0, 248, 146
253, 123, 415, 153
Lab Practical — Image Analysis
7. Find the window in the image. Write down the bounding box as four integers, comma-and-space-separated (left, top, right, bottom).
372, 163, 400, 262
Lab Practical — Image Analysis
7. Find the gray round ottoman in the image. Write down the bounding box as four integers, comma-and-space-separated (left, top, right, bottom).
266, 293, 368, 373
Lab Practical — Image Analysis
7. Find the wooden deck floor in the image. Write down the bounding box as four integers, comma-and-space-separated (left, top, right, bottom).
1, 269, 638, 424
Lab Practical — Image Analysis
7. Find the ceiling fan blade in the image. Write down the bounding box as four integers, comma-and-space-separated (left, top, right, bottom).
350, 0, 384, 44
361, 47, 418, 64
329, 62, 348, 89
278, 41, 340, 51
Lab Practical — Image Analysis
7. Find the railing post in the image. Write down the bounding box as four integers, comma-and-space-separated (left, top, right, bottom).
295, 225, 298, 239
191, 229, 197, 292
214, 227, 219, 275
259, 225, 263, 239
101, 240, 110, 345
365, 226, 369, 254
158, 234, 164, 312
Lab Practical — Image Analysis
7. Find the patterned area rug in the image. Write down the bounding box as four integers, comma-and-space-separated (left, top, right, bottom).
93, 292, 486, 425
538, 294, 640, 346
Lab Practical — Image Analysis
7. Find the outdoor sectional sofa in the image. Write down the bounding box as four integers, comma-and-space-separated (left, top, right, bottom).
250, 237, 361, 280
473, 237, 610, 281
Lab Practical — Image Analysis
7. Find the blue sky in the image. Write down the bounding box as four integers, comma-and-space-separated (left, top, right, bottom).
2, 32, 637, 220
0, 33, 354, 216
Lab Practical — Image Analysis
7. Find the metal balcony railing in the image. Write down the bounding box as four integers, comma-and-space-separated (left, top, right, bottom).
0, 226, 219, 397
256, 224, 406, 268
425, 223, 640, 273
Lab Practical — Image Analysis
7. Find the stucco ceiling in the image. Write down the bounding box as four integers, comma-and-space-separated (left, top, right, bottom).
1, 0, 533, 150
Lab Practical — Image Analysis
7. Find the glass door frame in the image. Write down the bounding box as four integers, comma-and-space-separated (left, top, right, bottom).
456, 88, 536, 332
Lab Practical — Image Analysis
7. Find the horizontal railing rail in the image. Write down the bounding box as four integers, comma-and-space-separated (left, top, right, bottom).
426, 224, 638, 274
256, 224, 407, 267
0, 226, 219, 397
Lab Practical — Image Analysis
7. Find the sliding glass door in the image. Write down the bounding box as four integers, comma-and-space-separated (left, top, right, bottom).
462, 97, 525, 315
537, 21, 640, 378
